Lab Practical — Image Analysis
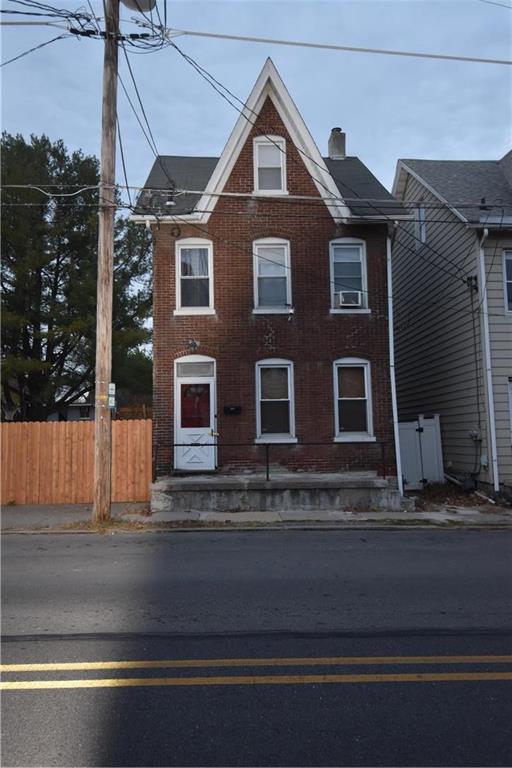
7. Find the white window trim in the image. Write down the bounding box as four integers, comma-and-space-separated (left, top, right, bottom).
508, 378, 512, 446
333, 357, 375, 442
174, 237, 215, 315
173, 354, 217, 468
253, 238, 293, 313
255, 358, 297, 443
330, 309, 372, 316
253, 135, 288, 196
329, 238, 368, 311
503, 252, 512, 315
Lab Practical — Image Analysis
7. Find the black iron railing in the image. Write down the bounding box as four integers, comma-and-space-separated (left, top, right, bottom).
162, 440, 392, 482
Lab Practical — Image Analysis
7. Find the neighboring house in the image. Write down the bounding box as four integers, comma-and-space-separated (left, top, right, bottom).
133, 59, 407, 491
47, 394, 95, 422
392, 151, 512, 496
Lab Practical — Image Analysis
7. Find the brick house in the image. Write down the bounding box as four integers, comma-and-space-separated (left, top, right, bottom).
133, 60, 407, 510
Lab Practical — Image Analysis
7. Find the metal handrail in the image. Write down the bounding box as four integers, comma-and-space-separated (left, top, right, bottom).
171, 440, 391, 481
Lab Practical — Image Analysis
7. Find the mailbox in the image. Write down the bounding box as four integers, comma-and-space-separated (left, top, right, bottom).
224, 405, 242, 415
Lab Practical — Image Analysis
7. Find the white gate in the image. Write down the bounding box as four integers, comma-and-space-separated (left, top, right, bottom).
399, 414, 444, 491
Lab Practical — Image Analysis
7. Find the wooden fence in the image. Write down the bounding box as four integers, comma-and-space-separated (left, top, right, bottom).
1, 419, 152, 505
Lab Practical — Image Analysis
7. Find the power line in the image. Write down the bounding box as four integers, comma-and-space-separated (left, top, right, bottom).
116, 117, 132, 208
2, 197, 506, 229
1, 31, 69, 67
161, 26, 512, 66
477, 0, 512, 8
166, 40, 473, 285
4, 182, 507, 212
118, 44, 178, 194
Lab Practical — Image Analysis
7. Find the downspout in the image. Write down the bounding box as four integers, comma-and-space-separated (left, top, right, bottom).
478, 228, 500, 493
387, 228, 404, 495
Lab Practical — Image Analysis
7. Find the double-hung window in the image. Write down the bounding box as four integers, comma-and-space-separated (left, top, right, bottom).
253, 136, 287, 194
256, 359, 296, 442
253, 238, 292, 313
504, 252, 512, 313
330, 239, 368, 311
333, 358, 374, 441
175, 238, 214, 315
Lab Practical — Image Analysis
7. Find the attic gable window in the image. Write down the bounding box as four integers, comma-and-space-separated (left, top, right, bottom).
253, 136, 287, 195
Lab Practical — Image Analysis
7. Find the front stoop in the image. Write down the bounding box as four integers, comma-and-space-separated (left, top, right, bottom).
151, 471, 404, 517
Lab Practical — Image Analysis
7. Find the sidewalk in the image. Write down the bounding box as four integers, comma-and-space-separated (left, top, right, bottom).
1, 500, 511, 532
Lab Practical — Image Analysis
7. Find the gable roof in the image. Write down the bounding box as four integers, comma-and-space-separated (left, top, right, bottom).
393, 152, 512, 225
133, 58, 406, 222
135, 153, 406, 218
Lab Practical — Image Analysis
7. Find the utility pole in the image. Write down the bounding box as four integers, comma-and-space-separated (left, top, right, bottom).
93, 0, 120, 524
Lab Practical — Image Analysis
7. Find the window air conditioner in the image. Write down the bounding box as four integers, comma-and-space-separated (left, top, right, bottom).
338, 290, 362, 307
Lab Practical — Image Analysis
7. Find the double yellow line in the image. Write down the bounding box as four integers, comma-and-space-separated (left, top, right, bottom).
2, 655, 511, 691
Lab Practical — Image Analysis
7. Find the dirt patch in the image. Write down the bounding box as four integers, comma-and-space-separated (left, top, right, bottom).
409, 483, 508, 512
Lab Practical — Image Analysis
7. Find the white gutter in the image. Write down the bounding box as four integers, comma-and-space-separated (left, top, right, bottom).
386, 233, 404, 495
478, 228, 500, 493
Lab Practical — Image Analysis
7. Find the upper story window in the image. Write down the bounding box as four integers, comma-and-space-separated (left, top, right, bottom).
253, 136, 287, 194
333, 358, 374, 442
504, 252, 512, 313
255, 359, 297, 443
329, 239, 368, 312
253, 238, 292, 313
414, 205, 427, 247
175, 238, 214, 315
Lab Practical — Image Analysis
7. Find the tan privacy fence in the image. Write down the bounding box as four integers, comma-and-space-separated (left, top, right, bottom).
1, 419, 152, 504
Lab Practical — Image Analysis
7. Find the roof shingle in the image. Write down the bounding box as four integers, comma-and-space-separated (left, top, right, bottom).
135, 154, 406, 218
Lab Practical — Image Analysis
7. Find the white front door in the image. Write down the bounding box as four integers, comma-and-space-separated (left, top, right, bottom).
175, 376, 216, 471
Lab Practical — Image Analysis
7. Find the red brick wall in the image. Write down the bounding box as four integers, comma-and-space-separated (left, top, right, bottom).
152, 97, 396, 476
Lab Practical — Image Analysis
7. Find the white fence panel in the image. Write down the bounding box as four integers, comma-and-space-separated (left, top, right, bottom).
399, 414, 444, 491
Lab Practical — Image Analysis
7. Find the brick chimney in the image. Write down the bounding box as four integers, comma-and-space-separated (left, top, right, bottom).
328, 127, 346, 160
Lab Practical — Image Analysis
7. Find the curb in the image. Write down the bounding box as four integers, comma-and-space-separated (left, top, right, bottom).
3, 520, 512, 534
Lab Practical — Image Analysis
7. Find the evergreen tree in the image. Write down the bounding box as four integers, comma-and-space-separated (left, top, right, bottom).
1, 132, 152, 420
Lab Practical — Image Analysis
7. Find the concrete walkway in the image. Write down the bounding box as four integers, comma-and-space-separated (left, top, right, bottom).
1, 500, 511, 531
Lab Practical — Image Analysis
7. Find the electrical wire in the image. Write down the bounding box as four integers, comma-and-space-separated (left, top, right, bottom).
116, 117, 132, 207
1, 31, 69, 67
165, 40, 474, 285
159, 24, 512, 66
477, 0, 512, 8
4, 182, 506, 212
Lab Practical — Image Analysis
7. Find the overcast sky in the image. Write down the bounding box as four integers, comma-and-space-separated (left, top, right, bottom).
2, 0, 511, 194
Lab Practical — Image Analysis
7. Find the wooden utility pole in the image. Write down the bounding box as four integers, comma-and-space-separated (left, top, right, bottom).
93, 0, 120, 523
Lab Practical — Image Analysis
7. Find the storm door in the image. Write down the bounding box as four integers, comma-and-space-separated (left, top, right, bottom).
174, 357, 216, 471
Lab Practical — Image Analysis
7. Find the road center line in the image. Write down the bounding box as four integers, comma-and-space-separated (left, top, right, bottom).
2, 655, 511, 673
2, 671, 512, 691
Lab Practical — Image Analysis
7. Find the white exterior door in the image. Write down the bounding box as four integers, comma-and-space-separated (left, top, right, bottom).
175, 356, 216, 471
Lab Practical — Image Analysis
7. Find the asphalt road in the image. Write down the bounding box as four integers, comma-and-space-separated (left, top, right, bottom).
2, 530, 512, 766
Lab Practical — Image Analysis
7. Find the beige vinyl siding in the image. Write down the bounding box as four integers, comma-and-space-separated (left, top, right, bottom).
393, 175, 490, 481
484, 235, 512, 488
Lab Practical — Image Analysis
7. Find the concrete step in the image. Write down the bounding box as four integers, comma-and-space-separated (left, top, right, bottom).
152, 472, 402, 514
